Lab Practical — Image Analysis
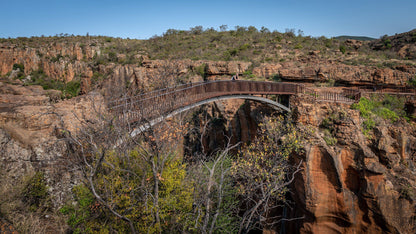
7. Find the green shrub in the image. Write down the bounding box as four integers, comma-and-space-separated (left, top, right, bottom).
272, 73, 282, 82
351, 95, 406, 135
194, 63, 208, 80
339, 45, 346, 54
108, 52, 117, 62
408, 76, 416, 87
294, 43, 303, 49
22, 172, 49, 211
27, 70, 81, 98
243, 70, 255, 78
64, 80, 81, 98
60, 184, 98, 233
383, 38, 392, 49
12, 63, 25, 72
323, 131, 337, 146
50, 54, 64, 62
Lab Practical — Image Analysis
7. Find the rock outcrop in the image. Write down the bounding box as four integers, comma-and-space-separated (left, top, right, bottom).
369, 29, 416, 59
2, 41, 415, 97
0, 81, 105, 207
287, 98, 416, 233
0, 43, 96, 82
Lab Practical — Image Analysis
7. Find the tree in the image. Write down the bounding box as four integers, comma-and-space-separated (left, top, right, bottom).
260, 26, 270, 34
189, 137, 241, 234
64, 103, 195, 233
219, 25, 228, 32
231, 116, 304, 232
339, 45, 346, 54
190, 26, 204, 35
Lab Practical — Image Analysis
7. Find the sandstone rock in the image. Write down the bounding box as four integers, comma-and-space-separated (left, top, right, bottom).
287, 99, 416, 233
345, 39, 362, 50
0, 82, 105, 209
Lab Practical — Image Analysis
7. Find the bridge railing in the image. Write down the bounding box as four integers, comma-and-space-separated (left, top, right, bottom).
301, 87, 360, 103
109, 80, 302, 125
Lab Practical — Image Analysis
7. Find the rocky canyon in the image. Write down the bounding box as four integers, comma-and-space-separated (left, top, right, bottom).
1, 29, 415, 233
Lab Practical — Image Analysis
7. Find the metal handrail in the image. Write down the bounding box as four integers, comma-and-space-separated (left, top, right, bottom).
110, 80, 303, 125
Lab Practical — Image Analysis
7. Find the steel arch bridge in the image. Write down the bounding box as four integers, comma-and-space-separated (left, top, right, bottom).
109, 80, 358, 133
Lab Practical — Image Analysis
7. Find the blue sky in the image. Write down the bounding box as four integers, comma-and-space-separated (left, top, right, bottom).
1, 0, 415, 39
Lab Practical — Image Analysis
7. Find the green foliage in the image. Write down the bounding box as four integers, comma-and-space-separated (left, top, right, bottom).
22, 172, 49, 211
26, 69, 81, 98
190, 154, 240, 233
50, 54, 64, 62
320, 110, 346, 146
231, 116, 305, 230
243, 69, 255, 78
64, 80, 81, 98
408, 76, 416, 87
339, 45, 346, 54
156, 159, 194, 232
399, 184, 414, 200
194, 63, 208, 80
383, 38, 392, 49
60, 184, 100, 234
272, 73, 282, 82
108, 51, 117, 62
67, 144, 195, 233
11, 63, 26, 79
294, 43, 303, 49
12, 63, 25, 72
351, 95, 407, 135
323, 129, 337, 146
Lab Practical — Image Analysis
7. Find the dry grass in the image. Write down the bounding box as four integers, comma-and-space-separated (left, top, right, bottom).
0, 171, 68, 233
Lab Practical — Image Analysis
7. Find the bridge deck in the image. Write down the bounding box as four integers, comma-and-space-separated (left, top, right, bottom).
110, 81, 305, 123
109, 80, 414, 126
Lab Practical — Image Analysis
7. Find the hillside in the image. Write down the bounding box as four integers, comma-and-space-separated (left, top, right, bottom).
1, 27, 415, 100
369, 29, 416, 59
333, 35, 376, 41
0, 27, 416, 233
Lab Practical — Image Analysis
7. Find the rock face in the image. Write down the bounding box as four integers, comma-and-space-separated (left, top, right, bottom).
287, 98, 416, 233
1, 41, 415, 97
0, 43, 95, 81
369, 29, 416, 59
0, 81, 105, 207
184, 99, 275, 158
1, 40, 415, 233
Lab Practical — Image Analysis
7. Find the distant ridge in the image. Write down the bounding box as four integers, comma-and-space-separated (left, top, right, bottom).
334, 35, 376, 41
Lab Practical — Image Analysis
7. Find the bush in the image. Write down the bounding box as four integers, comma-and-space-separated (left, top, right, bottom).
64, 80, 81, 98
351, 95, 406, 135
323, 130, 337, 146
12, 63, 25, 72
60, 184, 97, 233
408, 76, 416, 87
22, 172, 49, 211
294, 43, 303, 49
194, 63, 208, 80
339, 45, 346, 54
272, 73, 282, 82
27, 70, 81, 98
243, 70, 255, 78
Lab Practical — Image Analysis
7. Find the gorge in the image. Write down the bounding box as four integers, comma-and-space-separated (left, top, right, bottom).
1, 29, 416, 233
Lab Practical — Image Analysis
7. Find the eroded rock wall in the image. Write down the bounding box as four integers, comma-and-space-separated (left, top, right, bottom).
0, 81, 105, 207
287, 98, 416, 233
2, 42, 415, 96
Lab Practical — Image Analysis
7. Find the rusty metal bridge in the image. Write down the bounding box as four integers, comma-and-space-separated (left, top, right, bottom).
109, 80, 361, 132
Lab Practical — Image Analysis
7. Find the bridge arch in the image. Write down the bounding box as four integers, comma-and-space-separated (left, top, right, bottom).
131, 94, 290, 136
